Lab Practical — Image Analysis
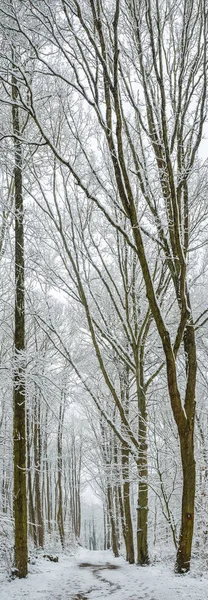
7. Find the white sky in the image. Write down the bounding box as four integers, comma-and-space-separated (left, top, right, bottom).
199, 121, 208, 160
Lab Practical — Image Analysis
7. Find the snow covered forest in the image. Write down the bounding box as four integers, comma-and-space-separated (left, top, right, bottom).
0, 0, 208, 595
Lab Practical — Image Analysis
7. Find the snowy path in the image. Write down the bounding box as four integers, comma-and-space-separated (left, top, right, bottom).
1, 548, 208, 600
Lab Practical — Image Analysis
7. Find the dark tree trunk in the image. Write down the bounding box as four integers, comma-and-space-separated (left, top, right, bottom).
34, 393, 44, 548
106, 507, 111, 550
12, 67, 28, 578
122, 445, 135, 564
176, 429, 195, 572
57, 402, 65, 548
137, 388, 149, 565
107, 485, 119, 557
117, 483, 126, 549
27, 410, 37, 546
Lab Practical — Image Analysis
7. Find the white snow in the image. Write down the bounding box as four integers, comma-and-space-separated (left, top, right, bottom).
0, 548, 208, 600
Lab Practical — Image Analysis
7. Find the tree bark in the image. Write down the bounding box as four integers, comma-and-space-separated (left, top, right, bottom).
117, 483, 126, 549
122, 445, 135, 564
57, 402, 65, 548
107, 484, 119, 557
176, 428, 195, 572
137, 427, 149, 565
106, 506, 111, 550
27, 410, 37, 546
34, 392, 44, 548
12, 66, 28, 578
135, 335, 149, 565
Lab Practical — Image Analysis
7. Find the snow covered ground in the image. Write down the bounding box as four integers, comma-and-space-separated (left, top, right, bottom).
0, 548, 208, 600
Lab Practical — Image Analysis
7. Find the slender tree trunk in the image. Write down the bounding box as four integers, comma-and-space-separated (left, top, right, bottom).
122, 445, 134, 564
117, 483, 126, 549
115, 439, 126, 551
137, 391, 149, 565
57, 402, 64, 548
103, 507, 106, 550
137, 457, 148, 564
176, 427, 195, 572
34, 395, 44, 548
43, 407, 52, 535
113, 439, 120, 551
174, 321, 196, 572
70, 438, 77, 539
75, 452, 81, 538
47, 466, 52, 535
107, 484, 119, 557
114, 487, 120, 551
27, 410, 37, 545
92, 517, 97, 550
133, 316, 150, 565
12, 66, 28, 578
106, 507, 111, 550
120, 370, 135, 564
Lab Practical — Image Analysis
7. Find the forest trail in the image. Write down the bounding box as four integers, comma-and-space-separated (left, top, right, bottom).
1, 548, 208, 600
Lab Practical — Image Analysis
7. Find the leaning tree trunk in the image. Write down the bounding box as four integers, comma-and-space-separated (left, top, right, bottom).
12, 67, 28, 578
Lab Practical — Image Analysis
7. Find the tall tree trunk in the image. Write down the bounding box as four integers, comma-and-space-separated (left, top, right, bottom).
137, 438, 148, 564
34, 392, 44, 548
75, 451, 81, 538
43, 406, 52, 535
107, 484, 119, 557
120, 369, 135, 564
136, 376, 149, 564
114, 439, 126, 551
122, 445, 134, 564
176, 428, 195, 572
70, 437, 76, 539
175, 323, 196, 571
12, 66, 28, 578
27, 410, 37, 546
117, 483, 126, 549
103, 508, 106, 550
167, 320, 196, 572
57, 402, 65, 548
46, 463, 52, 534
106, 506, 111, 550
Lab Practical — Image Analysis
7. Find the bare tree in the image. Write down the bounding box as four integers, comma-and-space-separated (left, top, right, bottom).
0, 0, 207, 572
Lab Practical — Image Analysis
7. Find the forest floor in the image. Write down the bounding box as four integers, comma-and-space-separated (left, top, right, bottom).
1, 547, 208, 600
